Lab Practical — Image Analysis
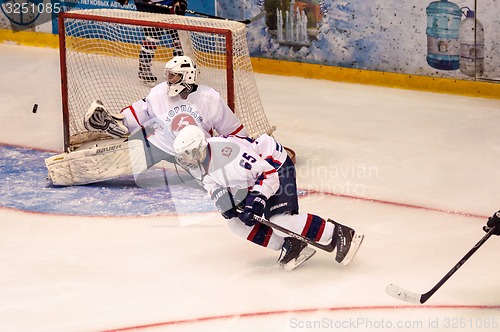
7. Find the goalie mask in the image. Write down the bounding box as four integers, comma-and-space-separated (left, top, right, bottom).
164, 56, 197, 97
173, 125, 208, 169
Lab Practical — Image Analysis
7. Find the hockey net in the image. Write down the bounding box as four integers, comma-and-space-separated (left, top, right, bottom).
58, 9, 274, 151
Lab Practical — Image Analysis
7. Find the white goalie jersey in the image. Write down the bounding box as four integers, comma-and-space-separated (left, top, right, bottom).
121, 82, 247, 155
190, 134, 289, 200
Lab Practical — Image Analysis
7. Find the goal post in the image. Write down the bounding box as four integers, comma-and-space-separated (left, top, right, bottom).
57, 9, 275, 151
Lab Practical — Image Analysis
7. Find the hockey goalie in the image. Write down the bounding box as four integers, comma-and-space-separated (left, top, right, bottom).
45, 55, 247, 186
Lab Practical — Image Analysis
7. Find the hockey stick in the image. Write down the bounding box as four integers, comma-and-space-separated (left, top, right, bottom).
219, 169, 335, 252
386, 226, 496, 304
238, 210, 336, 252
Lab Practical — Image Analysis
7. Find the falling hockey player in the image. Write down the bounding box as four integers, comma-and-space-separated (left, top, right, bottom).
173, 125, 364, 271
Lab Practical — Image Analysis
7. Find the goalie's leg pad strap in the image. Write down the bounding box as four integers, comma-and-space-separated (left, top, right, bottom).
45, 140, 147, 186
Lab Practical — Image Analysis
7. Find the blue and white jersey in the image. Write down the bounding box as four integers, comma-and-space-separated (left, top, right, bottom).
190, 134, 288, 200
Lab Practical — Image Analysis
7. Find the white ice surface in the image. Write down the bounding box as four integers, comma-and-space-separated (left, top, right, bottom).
1, 43, 500, 331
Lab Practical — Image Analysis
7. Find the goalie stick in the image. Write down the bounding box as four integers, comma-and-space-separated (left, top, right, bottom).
386, 226, 496, 304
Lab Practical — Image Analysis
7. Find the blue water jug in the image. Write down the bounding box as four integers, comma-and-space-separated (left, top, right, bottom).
426, 0, 461, 70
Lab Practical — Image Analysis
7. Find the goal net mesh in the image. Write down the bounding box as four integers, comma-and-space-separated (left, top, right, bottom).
60, 9, 274, 150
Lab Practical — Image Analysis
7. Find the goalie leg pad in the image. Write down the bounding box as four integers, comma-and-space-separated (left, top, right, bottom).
45, 139, 147, 186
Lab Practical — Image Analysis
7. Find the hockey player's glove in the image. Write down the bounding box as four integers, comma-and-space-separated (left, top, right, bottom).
483, 211, 500, 235
173, 0, 187, 15
211, 188, 238, 219
239, 192, 266, 227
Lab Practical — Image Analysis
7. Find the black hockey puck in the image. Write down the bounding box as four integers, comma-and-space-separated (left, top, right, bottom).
32, 104, 38, 113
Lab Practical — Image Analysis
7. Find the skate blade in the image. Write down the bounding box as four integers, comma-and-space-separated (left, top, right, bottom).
340, 233, 364, 266
280, 247, 316, 272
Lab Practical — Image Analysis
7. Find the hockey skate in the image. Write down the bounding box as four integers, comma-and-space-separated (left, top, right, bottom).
329, 220, 364, 266
138, 63, 157, 84
278, 237, 316, 271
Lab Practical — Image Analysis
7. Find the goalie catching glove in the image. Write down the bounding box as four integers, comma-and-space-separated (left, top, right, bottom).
84, 100, 129, 138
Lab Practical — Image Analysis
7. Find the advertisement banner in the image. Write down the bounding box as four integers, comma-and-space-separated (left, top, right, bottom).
217, 0, 499, 80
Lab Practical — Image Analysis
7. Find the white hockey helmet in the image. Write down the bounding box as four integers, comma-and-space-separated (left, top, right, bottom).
164, 55, 197, 97
173, 125, 208, 169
